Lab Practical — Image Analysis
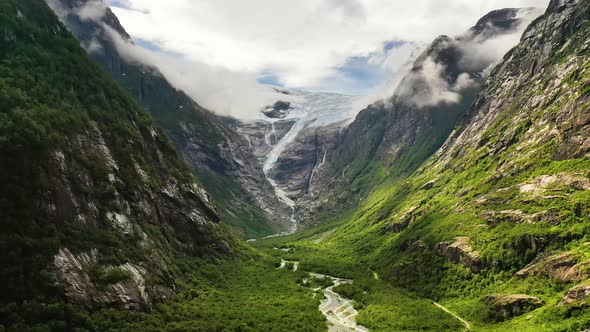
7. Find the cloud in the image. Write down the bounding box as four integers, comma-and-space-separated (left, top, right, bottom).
107, 0, 549, 91
104, 28, 281, 120
75, 0, 108, 21
393, 7, 543, 109
46, 0, 108, 21
48, 0, 549, 119
351, 42, 423, 110
396, 57, 466, 108
45, 0, 282, 120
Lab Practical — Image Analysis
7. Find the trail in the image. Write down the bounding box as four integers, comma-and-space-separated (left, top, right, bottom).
277, 259, 299, 271
433, 302, 471, 331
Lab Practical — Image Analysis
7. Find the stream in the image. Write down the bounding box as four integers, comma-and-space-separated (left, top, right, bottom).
278, 258, 368, 332
310, 273, 369, 332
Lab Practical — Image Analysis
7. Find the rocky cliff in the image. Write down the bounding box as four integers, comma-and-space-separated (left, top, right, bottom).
0, 0, 233, 311
46, 0, 292, 238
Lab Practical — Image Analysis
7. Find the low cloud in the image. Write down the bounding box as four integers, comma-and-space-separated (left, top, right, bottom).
393, 7, 543, 109
107, 0, 549, 91
397, 58, 475, 108
46, 0, 282, 121
106, 29, 280, 120
76, 0, 108, 21
46, 0, 107, 21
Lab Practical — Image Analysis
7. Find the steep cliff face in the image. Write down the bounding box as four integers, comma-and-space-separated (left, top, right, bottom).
322, 0, 590, 325
0, 0, 233, 310
46, 0, 292, 238
291, 7, 543, 224
268, 122, 344, 203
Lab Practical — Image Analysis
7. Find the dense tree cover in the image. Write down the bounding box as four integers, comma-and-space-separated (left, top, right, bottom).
0, 258, 327, 331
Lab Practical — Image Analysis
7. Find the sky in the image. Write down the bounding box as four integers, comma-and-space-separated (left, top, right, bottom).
44, 0, 550, 119
105, 0, 549, 96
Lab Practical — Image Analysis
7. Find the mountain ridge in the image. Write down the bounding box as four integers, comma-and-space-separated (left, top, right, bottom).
46, 0, 293, 238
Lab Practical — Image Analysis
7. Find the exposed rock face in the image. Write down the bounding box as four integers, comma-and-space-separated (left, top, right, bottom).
515, 252, 590, 282
485, 294, 543, 320
49, 0, 292, 237
263, 101, 292, 119
235, 119, 296, 162
559, 284, 590, 305
269, 123, 343, 203
435, 237, 483, 273
52, 248, 170, 310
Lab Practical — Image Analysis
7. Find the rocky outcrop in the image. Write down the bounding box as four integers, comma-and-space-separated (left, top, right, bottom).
263, 101, 292, 119
515, 252, 590, 282
480, 209, 562, 226
484, 294, 543, 320
519, 173, 590, 196
386, 206, 420, 233
52, 248, 171, 310
559, 283, 590, 305
436, 237, 483, 273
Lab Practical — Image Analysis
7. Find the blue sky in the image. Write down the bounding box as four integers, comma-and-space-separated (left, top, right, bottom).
256, 40, 407, 95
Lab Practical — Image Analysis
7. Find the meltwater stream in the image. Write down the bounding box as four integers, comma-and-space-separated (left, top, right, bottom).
260, 90, 361, 237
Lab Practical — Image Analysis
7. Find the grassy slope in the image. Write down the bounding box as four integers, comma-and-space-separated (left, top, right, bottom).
256, 3, 590, 332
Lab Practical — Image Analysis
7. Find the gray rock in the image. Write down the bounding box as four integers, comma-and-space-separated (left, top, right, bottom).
485, 294, 543, 320
436, 237, 483, 273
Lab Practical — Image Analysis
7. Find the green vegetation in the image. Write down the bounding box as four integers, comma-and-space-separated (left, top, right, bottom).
0, 258, 327, 331
251, 4, 590, 331
1, 0, 589, 331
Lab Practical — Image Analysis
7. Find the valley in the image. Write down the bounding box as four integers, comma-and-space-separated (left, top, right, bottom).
1, 0, 589, 331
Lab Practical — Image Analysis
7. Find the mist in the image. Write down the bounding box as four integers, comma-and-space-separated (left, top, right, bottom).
46, 0, 283, 121
392, 7, 544, 109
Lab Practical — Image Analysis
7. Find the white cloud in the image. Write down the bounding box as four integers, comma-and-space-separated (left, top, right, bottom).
76, 0, 108, 21
49, 0, 549, 119
108, 0, 549, 90
390, 7, 543, 109
104, 28, 280, 120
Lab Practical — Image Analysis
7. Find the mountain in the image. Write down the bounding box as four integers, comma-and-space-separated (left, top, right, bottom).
297, 0, 590, 329
0, 0, 233, 313
286, 7, 544, 224
3, 0, 590, 330
46, 0, 292, 238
